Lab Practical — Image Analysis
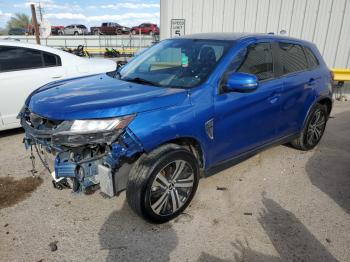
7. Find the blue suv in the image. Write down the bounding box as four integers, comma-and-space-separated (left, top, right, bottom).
20, 33, 332, 223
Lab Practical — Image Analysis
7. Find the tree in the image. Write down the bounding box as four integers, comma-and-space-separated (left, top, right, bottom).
0, 27, 7, 35
6, 13, 31, 29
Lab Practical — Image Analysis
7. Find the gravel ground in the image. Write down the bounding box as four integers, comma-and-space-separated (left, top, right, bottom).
0, 101, 349, 262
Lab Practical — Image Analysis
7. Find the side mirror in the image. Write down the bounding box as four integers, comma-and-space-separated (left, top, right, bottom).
224, 72, 258, 93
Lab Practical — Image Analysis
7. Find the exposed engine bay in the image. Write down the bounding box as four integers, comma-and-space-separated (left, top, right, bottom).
19, 107, 143, 197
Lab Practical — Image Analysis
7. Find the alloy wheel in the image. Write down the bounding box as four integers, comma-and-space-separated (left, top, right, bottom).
149, 160, 194, 216
306, 109, 326, 146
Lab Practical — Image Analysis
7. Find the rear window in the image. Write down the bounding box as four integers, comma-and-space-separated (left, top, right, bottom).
304, 47, 319, 69
278, 43, 308, 74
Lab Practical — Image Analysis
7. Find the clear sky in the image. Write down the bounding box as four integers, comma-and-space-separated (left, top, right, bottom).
0, 0, 160, 28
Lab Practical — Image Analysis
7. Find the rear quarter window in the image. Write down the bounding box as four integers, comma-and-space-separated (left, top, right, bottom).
278, 43, 308, 74
304, 47, 319, 69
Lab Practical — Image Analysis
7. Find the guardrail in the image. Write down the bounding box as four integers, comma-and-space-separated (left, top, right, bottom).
0, 35, 158, 54
331, 68, 350, 101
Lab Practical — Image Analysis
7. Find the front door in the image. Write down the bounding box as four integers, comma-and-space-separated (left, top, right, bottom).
211, 42, 283, 164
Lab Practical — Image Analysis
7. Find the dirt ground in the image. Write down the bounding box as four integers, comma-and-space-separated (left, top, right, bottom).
0, 102, 349, 262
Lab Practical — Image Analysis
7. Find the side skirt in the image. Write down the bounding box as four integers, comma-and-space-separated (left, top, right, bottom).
204, 133, 299, 177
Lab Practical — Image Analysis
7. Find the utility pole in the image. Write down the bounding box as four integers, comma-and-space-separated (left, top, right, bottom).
30, 4, 40, 45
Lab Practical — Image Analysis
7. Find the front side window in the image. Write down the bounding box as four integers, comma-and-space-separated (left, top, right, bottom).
0, 46, 61, 72
0, 46, 42, 72
237, 43, 274, 81
278, 43, 308, 74
119, 39, 232, 88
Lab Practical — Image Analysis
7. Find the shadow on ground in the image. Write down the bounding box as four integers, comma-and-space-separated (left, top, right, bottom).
0, 128, 23, 138
256, 196, 338, 262
306, 110, 350, 214
199, 196, 338, 262
99, 202, 178, 262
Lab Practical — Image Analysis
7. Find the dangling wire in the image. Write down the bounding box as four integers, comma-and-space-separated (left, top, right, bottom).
29, 145, 38, 176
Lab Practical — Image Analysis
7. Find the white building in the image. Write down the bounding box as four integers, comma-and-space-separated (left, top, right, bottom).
160, 0, 350, 69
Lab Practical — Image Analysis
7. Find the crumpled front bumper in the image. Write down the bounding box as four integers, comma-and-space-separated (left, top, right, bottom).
20, 110, 143, 197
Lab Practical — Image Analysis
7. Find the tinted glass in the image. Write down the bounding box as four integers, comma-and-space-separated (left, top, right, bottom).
43, 52, 61, 67
77, 25, 86, 29
304, 47, 319, 69
237, 43, 274, 81
278, 43, 308, 74
0, 46, 43, 72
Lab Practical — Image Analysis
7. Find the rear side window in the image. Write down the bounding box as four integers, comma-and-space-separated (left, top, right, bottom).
43, 52, 62, 67
278, 43, 308, 74
237, 43, 274, 81
304, 47, 319, 69
0, 46, 61, 72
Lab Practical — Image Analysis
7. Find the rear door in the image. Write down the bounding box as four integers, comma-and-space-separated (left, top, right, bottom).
274, 42, 317, 137
0, 46, 64, 126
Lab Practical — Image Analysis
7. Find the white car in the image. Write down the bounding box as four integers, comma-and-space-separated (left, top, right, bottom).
0, 40, 116, 131
60, 24, 89, 35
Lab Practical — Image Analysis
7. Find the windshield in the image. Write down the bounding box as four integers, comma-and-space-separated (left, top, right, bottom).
119, 39, 233, 88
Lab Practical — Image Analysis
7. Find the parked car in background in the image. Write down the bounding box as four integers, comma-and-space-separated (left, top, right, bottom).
8, 28, 26, 35
19, 33, 333, 223
51, 26, 64, 36
90, 22, 130, 35
131, 23, 159, 35
60, 24, 88, 35
0, 40, 116, 131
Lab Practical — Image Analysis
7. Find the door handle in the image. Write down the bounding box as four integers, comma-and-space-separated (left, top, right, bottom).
305, 78, 316, 88
268, 93, 280, 104
52, 75, 63, 79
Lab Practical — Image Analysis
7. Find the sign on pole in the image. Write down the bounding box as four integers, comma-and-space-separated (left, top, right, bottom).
170, 19, 185, 37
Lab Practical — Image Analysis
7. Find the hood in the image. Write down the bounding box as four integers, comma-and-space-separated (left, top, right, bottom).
27, 74, 188, 120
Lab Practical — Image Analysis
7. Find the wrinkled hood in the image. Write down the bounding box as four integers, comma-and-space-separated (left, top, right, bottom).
27, 74, 188, 120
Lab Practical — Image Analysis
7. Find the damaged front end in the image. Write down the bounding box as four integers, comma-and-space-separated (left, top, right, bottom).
19, 107, 143, 197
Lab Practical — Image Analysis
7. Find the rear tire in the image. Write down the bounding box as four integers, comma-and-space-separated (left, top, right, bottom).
291, 103, 328, 150
126, 144, 199, 223
74, 31, 78, 35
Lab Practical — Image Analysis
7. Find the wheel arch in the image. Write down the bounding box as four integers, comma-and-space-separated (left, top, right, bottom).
162, 137, 205, 169
317, 97, 333, 116
302, 96, 333, 129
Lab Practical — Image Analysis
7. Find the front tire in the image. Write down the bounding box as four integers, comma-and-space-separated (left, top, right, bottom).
291, 103, 328, 150
126, 144, 199, 223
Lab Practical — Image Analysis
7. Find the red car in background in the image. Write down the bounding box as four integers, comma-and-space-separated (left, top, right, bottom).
131, 23, 159, 35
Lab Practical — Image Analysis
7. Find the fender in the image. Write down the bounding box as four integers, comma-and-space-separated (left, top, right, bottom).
128, 101, 211, 168
300, 95, 333, 130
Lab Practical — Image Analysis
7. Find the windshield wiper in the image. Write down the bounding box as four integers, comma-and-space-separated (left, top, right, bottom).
122, 77, 161, 87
